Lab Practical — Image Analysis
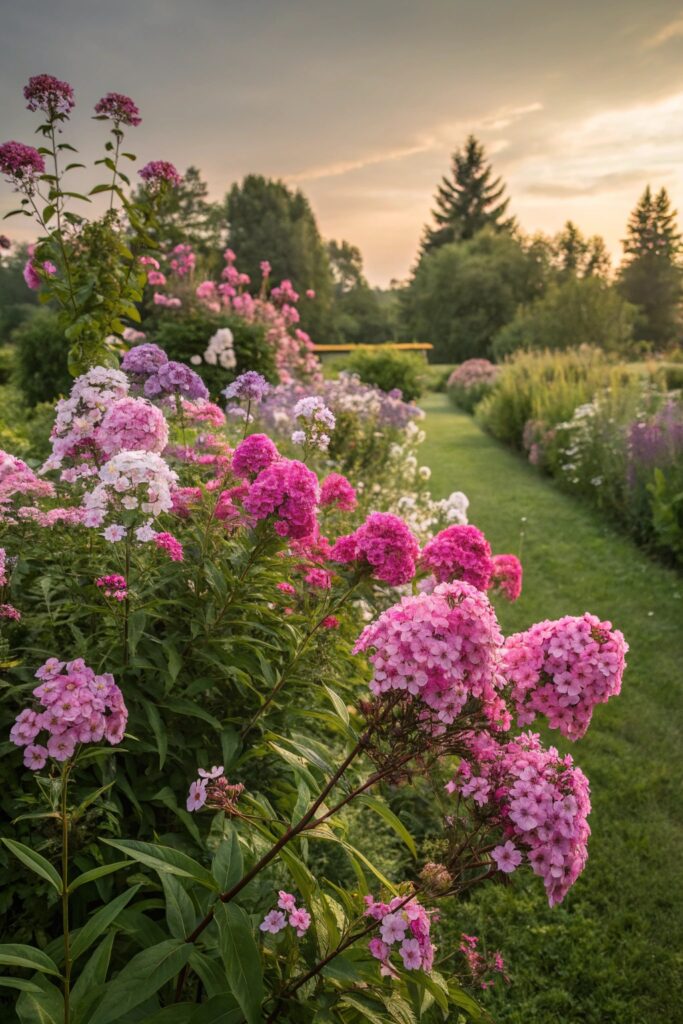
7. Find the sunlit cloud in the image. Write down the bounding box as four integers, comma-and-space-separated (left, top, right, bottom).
645, 12, 683, 48
289, 139, 438, 183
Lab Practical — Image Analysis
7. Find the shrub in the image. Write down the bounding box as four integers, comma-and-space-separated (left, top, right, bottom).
12, 308, 72, 405
447, 358, 500, 412
343, 347, 424, 401
152, 305, 277, 397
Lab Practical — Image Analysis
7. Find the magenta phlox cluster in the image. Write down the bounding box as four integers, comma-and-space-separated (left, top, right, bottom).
420, 524, 494, 591
99, 397, 169, 457
96, 574, 128, 600
447, 359, 499, 392
10, 658, 128, 770
138, 160, 182, 189
169, 243, 195, 277
320, 473, 357, 512
0, 142, 45, 191
0, 603, 21, 621
171, 486, 203, 517
448, 732, 591, 906
144, 361, 208, 402
231, 434, 279, 478
0, 450, 55, 518
24, 74, 74, 116
354, 581, 506, 728
502, 613, 627, 739
331, 512, 419, 586
260, 891, 312, 938
364, 895, 436, 973
243, 458, 319, 539
154, 532, 184, 561
94, 92, 141, 126
44, 367, 129, 478
490, 554, 523, 602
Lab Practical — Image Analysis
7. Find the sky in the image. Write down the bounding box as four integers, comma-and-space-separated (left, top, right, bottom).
3, 0, 683, 285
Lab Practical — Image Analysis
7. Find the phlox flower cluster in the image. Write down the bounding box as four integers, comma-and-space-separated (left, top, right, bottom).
24, 74, 75, 117
223, 371, 271, 404
354, 581, 506, 728
320, 473, 357, 512
122, 327, 146, 343
82, 450, 178, 535
364, 895, 436, 973
10, 657, 128, 770
0, 142, 45, 192
331, 512, 419, 586
203, 328, 236, 369
231, 434, 279, 478
138, 160, 182, 190
94, 92, 141, 127
186, 765, 244, 815
144, 361, 209, 402
490, 554, 523, 602
181, 400, 226, 427
420, 524, 494, 591
502, 613, 627, 740
17, 506, 86, 528
447, 359, 499, 393
23, 258, 56, 290
99, 397, 169, 457
448, 732, 591, 906
459, 934, 508, 990
154, 532, 184, 562
243, 458, 319, 539
153, 292, 182, 308
96, 574, 128, 600
291, 396, 336, 451
0, 547, 7, 587
169, 243, 195, 277
0, 603, 21, 621
44, 367, 130, 477
121, 343, 168, 380
260, 891, 312, 938
0, 450, 55, 518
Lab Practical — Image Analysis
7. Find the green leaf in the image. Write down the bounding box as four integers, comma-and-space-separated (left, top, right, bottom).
70, 932, 115, 1020
323, 684, 350, 725
0, 945, 60, 977
211, 827, 243, 892
358, 795, 417, 858
161, 874, 196, 940
88, 940, 192, 1024
215, 903, 264, 1024
71, 885, 141, 963
2, 839, 62, 893
382, 992, 417, 1024
145, 702, 168, 769
342, 841, 398, 894
103, 839, 219, 891
0, 977, 44, 993
139, 1006, 196, 1023
341, 993, 390, 1023
188, 951, 231, 997
190, 996, 244, 1023
16, 977, 64, 1024
68, 860, 131, 894
89, 183, 115, 195
127, 609, 147, 655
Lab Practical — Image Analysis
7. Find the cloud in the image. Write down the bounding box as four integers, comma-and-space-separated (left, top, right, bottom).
521, 169, 651, 198
645, 13, 683, 48
288, 139, 438, 183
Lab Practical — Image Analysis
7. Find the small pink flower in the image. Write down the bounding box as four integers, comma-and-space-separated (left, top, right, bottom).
399, 937, 422, 970
277, 891, 297, 912
289, 907, 311, 936
259, 910, 287, 934
23, 744, 48, 770
103, 524, 127, 543
186, 779, 207, 812
198, 765, 224, 780
492, 841, 522, 873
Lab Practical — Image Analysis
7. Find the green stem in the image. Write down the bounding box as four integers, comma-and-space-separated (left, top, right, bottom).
109, 132, 121, 212
123, 535, 131, 667
48, 124, 78, 315
60, 764, 72, 1024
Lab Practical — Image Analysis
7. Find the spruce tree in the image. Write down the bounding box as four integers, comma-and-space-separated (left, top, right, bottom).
422, 135, 514, 253
619, 186, 682, 346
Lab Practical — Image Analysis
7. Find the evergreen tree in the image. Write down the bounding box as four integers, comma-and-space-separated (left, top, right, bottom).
130, 166, 224, 256
422, 135, 514, 253
554, 221, 610, 279
225, 175, 335, 339
619, 186, 682, 346
327, 239, 394, 343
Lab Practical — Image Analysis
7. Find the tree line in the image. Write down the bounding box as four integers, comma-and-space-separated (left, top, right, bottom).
2, 140, 682, 359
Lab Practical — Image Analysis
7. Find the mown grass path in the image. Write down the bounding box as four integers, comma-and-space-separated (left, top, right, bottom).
419, 392, 683, 1024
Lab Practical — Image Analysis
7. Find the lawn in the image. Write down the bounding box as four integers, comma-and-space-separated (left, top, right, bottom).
419, 392, 683, 1024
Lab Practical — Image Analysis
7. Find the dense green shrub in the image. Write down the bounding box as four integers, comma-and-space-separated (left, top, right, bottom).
152, 305, 278, 395
493, 276, 639, 360
343, 347, 424, 401
12, 309, 72, 406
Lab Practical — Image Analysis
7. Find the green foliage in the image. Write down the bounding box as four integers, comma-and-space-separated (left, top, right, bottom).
422, 136, 514, 253
342, 348, 424, 401
226, 174, 335, 340
152, 305, 277, 396
493, 276, 638, 360
130, 166, 225, 259
405, 231, 548, 362
618, 186, 683, 348
0, 247, 38, 341
328, 240, 396, 344
476, 347, 616, 448
12, 308, 73, 405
